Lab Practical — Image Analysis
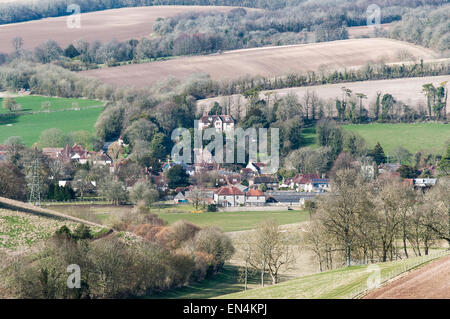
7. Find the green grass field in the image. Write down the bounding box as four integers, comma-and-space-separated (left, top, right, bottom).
342, 123, 450, 155
218, 252, 447, 299
0, 96, 102, 114
155, 208, 308, 232
0, 95, 104, 146
49, 203, 308, 233
0, 107, 103, 146
300, 123, 450, 155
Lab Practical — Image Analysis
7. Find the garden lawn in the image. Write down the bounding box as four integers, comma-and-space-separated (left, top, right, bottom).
0, 107, 103, 146
342, 123, 450, 155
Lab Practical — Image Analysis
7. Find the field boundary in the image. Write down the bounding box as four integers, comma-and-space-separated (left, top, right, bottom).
0, 196, 108, 229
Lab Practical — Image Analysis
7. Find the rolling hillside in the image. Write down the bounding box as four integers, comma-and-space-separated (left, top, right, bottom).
0, 6, 247, 53
0, 199, 106, 255
81, 38, 438, 88
217, 252, 449, 299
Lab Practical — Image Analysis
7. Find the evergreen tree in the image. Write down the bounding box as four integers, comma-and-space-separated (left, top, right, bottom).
64, 44, 80, 59
398, 165, 419, 179
368, 142, 387, 165
167, 165, 190, 189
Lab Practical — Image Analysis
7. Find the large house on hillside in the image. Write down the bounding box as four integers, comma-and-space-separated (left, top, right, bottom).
198, 115, 234, 133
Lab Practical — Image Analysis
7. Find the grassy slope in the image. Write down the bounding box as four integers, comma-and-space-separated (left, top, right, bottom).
0, 107, 103, 146
155, 209, 308, 232
300, 123, 449, 155
343, 123, 450, 155
149, 265, 260, 299
218, 252, 447, 299
0, 95, 103, 145
0, 96, 102, 114
0, 208, 81, 251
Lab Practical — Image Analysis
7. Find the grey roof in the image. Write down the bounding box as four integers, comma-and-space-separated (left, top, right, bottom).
266, 191, 319, 203
254, 176, 278, 184
174, 192, 186, 200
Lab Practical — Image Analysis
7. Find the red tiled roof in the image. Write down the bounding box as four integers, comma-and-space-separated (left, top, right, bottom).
246, 189, 265, 197
215, 186, 244, 196
293, 173, 320, 184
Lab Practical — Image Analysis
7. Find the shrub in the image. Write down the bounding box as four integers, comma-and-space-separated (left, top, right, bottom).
163, 220, 201, 250
194, 227, 234, 271
207, 204, 218, 212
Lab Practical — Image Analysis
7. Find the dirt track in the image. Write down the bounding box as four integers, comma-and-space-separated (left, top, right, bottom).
363, 255, 450, 299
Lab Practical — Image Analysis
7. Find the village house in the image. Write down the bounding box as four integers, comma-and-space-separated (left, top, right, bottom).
245, 189, 266, 206
413, 178, 437, 189
213, 186, 245, 207
304, 178, 330, 192
198, 114, 234, 133
285, 173, 320, 190
61, 143, 90, 164
42, 144, 113, 166
251, 176, 279, 189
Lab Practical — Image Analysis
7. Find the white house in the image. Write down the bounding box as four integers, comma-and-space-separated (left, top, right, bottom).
198, 115, 234, 133
304, 179, 330, 192
245, 189, 266, 206
213, 186, 245, 207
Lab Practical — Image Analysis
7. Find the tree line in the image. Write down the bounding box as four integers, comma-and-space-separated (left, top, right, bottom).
304, 169, 449, 270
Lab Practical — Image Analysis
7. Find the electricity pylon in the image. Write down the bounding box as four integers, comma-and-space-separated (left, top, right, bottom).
28, 155, 41, 206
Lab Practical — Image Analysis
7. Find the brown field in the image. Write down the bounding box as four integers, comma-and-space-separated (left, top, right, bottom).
347, 22, 395, 39
0, 5, 245, 53
197, 75, 450, 116
363, 255, 450, 299
81, 38, 438, 88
